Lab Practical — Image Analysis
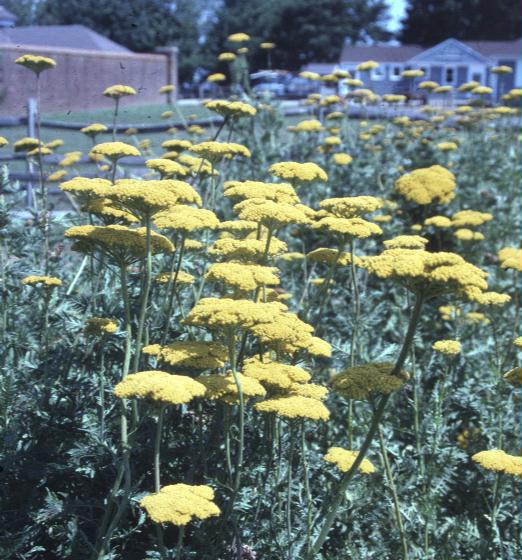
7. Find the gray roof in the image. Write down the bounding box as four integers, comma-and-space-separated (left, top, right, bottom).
301, 62, 336, 73
340, 44, 423, 63
463, 39, 521, 57
0, 24, 130, 52
0, 6, 16, 21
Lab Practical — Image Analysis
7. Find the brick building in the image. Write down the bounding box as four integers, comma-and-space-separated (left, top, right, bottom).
0, 20, 178, 115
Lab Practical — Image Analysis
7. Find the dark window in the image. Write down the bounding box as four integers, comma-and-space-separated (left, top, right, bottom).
445, 68, 454, 83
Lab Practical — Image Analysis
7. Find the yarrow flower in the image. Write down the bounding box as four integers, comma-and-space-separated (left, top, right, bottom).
268, 161, 328, 185
204, 100, 256, 118
190, 141, 251, 162
90, 142, 140, 161
356, 60, 379, 71
395, 165, 456, 205
319, 196, 383, 219
80, 123, 108, 138
16, 54, 56, 74
451, 210, 492, 228
294, 119, 323, 132
84, 317, 118, 336
103, 84, 137, 98
154, 206, 218, 233
224, 180, 299, 205
323, 447, 376, 474
22, 275, 61, 288
198, 372, 266, 404
145, 158, 188, 179
432, 340, 461, 355
205, 262, 280, 293
146, 341, 227, 370
497, 247, 521, 272
227, 32, 250, 42
255, 395, 329, 421
332, 153, 352, 166
140, 484, 220, 526
330, 362, 408, 400
471, 450, 521, 476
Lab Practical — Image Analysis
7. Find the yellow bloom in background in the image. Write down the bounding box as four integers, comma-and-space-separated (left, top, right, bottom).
90, 141, 140, 161
149, 341, 227, 370
306, 247, 359, 267
224, 180, 299, 205
472, 86, 493, 95
323, 447, 376, 474
44, 139, 63, 150
432, 340, 461, 355
459, 80, 480, 92
114, 371, 206, 404
290, 382, 329, 401
425, 215, 452, 228
514, 337, 522, 348
47, 169, 67, 182
155, 271, 194, 286
22, 275, 61, 288
206, 73, 226, 83
295, 119, 323, 133
159, 84, 175, 94
255, 395, 330, 421
103, 84, 137, 98
0, 136, 8, 148
395, 165, 456, 205
332, 153, 353, 166
204, 100, 256, 118
433, 85, 452, 93
503, 367, 521, 388
320, 196, 383, 219
140, 484, 220, 525
26, 146, 53, 157
14, 137, 40, 152
206, 262, 280, 292
242, 357, 311, 390
260, 42, 275, 49
331, 362, 408, 400
299, 71, 321, 81
312, 216, 382, 239
454, 228, 485, 242
356, 60, 379, 71
437, 142, 458, 151
145, 158, 188, 179
451, 210, 492, 228
15, 54, 56, 73
234, 199, 310, 228
84, 317, 118, 337
402, 69, 424, 78
80, 123, 108, 137
190, 141, 251, 162
155, 205, 218, 233
418, 81, 439, 90
383, 235, 428, 250
198, 373, 266, 404
471, 450, 521, 476
218, 52, 236, 62
209, 237, 288, 261
228, 32, 250, 42
268, 161, 328, 185
497, 247, 521, 272
161, 110, 173, 119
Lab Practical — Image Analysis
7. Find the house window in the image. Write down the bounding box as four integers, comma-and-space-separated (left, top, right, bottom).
390, 65, 402, 81
472, 72, 482, 83
371, 67, 385, 81
445, 67, 455, 83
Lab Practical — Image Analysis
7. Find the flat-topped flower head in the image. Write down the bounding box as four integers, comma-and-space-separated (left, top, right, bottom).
184, 297, 287, 331
159, 84, 175, 94
234, 199, 310, 229
145, 158, 188, 179
356, 60, 379, 71
154, 206, 218, 233
383, 235, 429, 250
206, 73, 226, 83
419, 80, 439, 90
149, 341, 227, 370
242, 357, 311, 391
90, 141, 140, 161
59, 151, 83, 166
114, 371, 205, 404
454, 229, 485, 242
140, 484, 220, 526
451, 210, 493, 228
261, 42, 275, 49
472, 85, 492, 95
59, 177, 111, 204
268, 161, 328, 185
84, 317, 118, 337
497, 247, 521, 272
26, 146, 53, 158
471, 450, 521, 476
206, 262, 280, 293
459, 80, 480, 92
437, 141, 458, 151
333, 153, 352, 166
204, 100, 256, 118
324, 447, 376, 474
432, 340, 461, 355
209, 237, 288, 261
331, 362, 408, 400
81, 198, 138, 225
434, 85, 452, 93
190, 141, 251, 162
65, 224, 174, 265
218, 52, 236, 62
255, 396, 330, 421
289, 383, 328, 400
47, 170, 67, 182
224, 180, 299, 205
14, 137, 40, 152
155, 271, 194, 287
217, 220, 258, 234
395, 165, 456, 205
320, 196, 383, 219
228, 32, 250, 42
425, 215, 452, 228
503, 367, 521, 388
103, 84, 137, 98
295, 119, 323, 132
16, 54, 56, 74
177, 154, 217, 177
80, 123, 108, 138
306, 247, 359, 267
312, 216, 383, 239
198, 373, 266, 404
22, 275, 61, 288
402, 69, 424, 78
162, 139, 192, 151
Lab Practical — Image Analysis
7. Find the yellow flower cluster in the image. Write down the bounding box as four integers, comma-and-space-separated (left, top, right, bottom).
90, 141, 140, 161
323, 447, 376, 474
114, 371, 206, 404
140, 484, 220, 526
437, 142, 458, 151
313, 216, 382, 239
306, 247, 358, 267
255, 395, 330, 421
206, 73, 226, 82
84, 317, 118, 336
295, 119, 323, 132
204, 100, 256, 118
205, 262, 280, 292
159, 84, 175, 94
432, 340, 461, 355
15, 54, 56, 73
22, 275, 62, 288
147, 341, 227, 370
59, 151, 83, 166
155, 271, 194, 285
190, 141, 251, 162
356, 60, 379, 71
395, 165, 456, 205
331, 362, 408, 400
497, 247, 521, 272
209, 237, 288, 261
14, 137, 40, 152
471, 450, 521, 476
198, 372, 266, 404
383, 235, 428, 250
451, 210, 492, 227
218, 52, 236, 62
268, 161, 328, 184
145, 158, 188, 178
332, 153, 352, 166
454, 228, 485, 242
503, 367, 521, 388
65, 225, 174, 264
402, 69, 424, 78
154, 206, 218, 233
242, 357, 311, 390
228, 32, 250, 42
103, 84, 137, 98
80, 123, 108, 137
224, 180, 299, 205
234, 199, 310, 228
319, 196, 383, 218
177, 154, 216, 176
425, 215, 452, 228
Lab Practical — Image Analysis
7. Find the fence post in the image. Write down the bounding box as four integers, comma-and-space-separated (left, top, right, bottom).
26, 97, 37, 208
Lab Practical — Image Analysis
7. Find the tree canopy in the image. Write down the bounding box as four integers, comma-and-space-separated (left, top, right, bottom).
400, 0, 521, 45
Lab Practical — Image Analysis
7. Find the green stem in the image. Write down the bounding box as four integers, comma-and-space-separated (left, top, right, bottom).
154, 404, 168, 560
99, 344, 106, 439
286, 423, 295, 560
301, 421, 313, 556
306, 292, 425, 558
161, 235, 186, 346
378, 426, 409, 560
176, 526, 185, 560
112, 98, 119, 141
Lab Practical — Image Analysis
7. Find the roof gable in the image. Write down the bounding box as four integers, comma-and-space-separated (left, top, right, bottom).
409, 38, 488, 64
340, 44, 423, 63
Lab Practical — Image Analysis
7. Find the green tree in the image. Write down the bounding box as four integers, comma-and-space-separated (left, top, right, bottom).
203, 0, 391, 73
400, 0, 521, 45
0, 0, 41, 25
36, 0, 203, 81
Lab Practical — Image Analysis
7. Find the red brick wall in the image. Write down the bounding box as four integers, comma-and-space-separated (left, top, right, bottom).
0, 43, 178, 115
